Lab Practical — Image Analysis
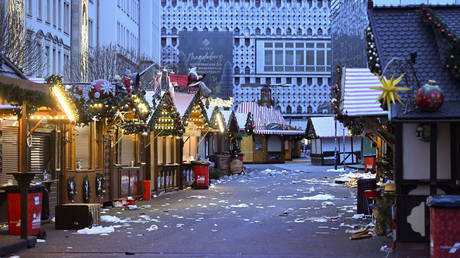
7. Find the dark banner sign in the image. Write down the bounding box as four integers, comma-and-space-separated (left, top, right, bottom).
178, 31, 233, 99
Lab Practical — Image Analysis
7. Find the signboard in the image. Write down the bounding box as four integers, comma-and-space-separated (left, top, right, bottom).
178, 31, 233, 99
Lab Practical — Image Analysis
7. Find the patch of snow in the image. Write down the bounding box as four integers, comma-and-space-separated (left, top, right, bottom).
321, 201, 335, 206
352, 214, 365, 220
187, 195, 207, 199
229, 203, 249, 208
76, 226, 115, 235
100, 215, 127, 223
327, 168, 347, 173
297, 194, 335, 201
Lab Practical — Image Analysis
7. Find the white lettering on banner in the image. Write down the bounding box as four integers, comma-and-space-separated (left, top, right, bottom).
440, 243, 460, 254
34, 196, 40, 205
197, 176, 205, 184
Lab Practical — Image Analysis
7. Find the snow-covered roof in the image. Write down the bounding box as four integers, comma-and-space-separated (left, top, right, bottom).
174, 92, 196, 117
234, 112, 247, 130
342, 68, 387, 117
309, 117, 349, 138
220, 110, 232, 126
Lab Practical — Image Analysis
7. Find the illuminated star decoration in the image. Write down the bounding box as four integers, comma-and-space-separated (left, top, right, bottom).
370, 73, 410, 111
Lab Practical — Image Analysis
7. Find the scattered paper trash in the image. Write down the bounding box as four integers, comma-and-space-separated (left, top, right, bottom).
37, 239, 46, 243
146, 225, 159, 231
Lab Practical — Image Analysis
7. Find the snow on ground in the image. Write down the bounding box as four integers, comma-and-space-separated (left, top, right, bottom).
76, 226, 115, 235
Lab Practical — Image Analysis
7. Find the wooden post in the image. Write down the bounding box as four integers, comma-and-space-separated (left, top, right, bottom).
152, 133, 158, 192
179, 137, 184, 190
60, 124, 68, 204
18, 103, 27, 173
430, 123, 437, 195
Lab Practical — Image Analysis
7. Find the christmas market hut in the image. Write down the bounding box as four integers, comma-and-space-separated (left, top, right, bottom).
305, 116, 362, 166
366, 4, 460, 243
237, 102, 304, 163
0, 56, 76, 223
62, 74, 151, 204
337, 67, 392, 173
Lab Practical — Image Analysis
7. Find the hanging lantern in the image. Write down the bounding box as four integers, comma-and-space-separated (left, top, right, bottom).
415, 80, 444, 112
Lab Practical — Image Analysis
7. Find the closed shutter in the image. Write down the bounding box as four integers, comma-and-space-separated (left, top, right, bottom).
28, 133, 51, 172
1, 126, 18, 185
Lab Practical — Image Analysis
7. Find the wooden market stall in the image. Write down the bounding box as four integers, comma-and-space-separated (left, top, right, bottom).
366, 5, 460, 243
148, 91, 185, 192
59, 78, 151, 204
237, 102, 304, 163
0, 58, 76, 224
305, 116, 362, 166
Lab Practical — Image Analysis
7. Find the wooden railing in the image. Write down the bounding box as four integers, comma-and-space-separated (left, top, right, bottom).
156, 163, 180, 192
111, 164, 145, 200
181, 163, 194, 187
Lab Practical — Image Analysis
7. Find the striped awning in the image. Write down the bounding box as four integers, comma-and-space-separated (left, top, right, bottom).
342, 68, 387, 117
237, 102, 303, 135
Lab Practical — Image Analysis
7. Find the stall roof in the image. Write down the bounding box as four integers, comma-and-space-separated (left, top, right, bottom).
307, 117, 350, 138
342, 68, 387, 117
220, 110, 232, 126
369, 5, 460, 120
234, 112, 247, 130
174, 92, 196, 117
169, 74, 188, 87
237, 102, 303, 135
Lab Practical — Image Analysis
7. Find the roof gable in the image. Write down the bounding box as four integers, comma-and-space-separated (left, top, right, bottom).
369, 6, 460, 119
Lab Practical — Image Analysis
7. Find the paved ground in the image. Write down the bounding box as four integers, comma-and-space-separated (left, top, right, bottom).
12, 162, 396, 258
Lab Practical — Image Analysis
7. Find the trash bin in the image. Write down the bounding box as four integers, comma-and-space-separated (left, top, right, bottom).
364, 155, 376, 173
427, 195, 460, 258
237, 152, 244, 162
143, 180, 151, 201
357, 178, 376, 215
191, 160, 210, 189
5, 185, 43, 236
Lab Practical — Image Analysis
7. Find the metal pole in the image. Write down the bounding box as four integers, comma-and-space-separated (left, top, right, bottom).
342, 127, 346, 166
334, 117, 337, 170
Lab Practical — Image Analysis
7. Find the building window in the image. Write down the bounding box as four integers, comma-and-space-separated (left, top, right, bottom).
58, 0, 61, 29
38, 0, 43, 19
53, 0, 57, 26
88, 19, 93, 48
58, 50, 61, 75
297, 105, 302, 114
286, 105, 292, 114
257, 40, 331, 74
64, 2, 69, 34
46, 46, 50, 76
52, 48, 56, 74
47, 0, 50, 23
27, 0, 33, 16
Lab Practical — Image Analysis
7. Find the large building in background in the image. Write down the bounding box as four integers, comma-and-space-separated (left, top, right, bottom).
160, 0, 332, 128
1, 0, 161, 81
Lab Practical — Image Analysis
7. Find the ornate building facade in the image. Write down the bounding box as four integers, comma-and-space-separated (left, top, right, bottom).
161, 0, 332, 127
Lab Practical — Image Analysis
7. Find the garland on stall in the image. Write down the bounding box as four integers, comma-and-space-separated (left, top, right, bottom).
82, 176, 90, 203
365, 25, 382, 75
181, 93, 209, 127
95, 173, 104, 197
67, 177, 76, 202
62, 75, 152, 134
419, 6, 460, 80
150, 91, 185, 136
245, 112, 255, 135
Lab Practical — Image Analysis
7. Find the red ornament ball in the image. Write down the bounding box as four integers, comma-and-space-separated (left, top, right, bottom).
77, 87, 83, 94
441, 29, 445, 33
446, 64, 450, 68
426, 13, 430, 17
455, 66, 459, 70
89, 79, 114, 100
415, 80, 444, 112
437, 23, 441, 28
134, 114, 139, 118
448, 33, 452, 37
428, 17, 432, 21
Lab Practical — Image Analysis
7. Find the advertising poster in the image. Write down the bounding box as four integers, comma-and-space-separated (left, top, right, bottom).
178, 31, 233, 99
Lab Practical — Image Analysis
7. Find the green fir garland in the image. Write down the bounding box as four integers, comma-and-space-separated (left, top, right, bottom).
419, 5, 460, 80
150, 91, 185, 136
